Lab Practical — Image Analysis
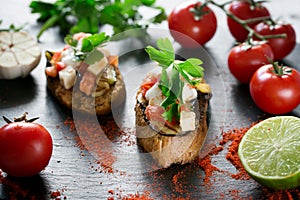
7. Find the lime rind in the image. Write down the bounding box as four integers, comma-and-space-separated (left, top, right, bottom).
238, 116, 300, 190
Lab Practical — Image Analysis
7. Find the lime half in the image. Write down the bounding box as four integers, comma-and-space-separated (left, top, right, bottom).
238, 116, 300, 190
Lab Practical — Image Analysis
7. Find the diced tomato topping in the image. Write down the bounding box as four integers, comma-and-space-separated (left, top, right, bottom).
107, 55, 118, 67
50, 51, 62, 65
80, 72, 96, 96
55, 61, 67, 72
45, 66, 58, 78
140, 76, 158, 96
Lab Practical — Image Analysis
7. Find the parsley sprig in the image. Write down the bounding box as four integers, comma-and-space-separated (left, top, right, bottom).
145, 38, 204, 122
64, 32, 110, 65
29, 0, 166, 40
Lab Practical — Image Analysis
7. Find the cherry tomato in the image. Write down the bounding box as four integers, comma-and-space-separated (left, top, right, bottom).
228, 42, 274, 84
227, 1, 270, 42
250, 64, 300, 114
254, 22, 296, 60
0, 121, 53, 177
168, 1, 217, 48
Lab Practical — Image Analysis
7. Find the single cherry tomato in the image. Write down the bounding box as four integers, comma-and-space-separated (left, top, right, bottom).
254, 21, 296, 60
228, 42, 274, 84
250, 63, 300, 114
227, 1, 270, 42
0, 115, 53, 177
168, 1, 217, 48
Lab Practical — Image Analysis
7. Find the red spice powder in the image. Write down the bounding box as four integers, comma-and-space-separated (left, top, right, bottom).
50, 188, 67, 200
64, 115, 117, 173
50, 190, 61, 199
219, 126, 255, 180
108, 189, 115, 195
172, 171, 186, 195
63, 114, 137, 174
121, 191, 153, 200
198, 122, 300, 200
197, 145, 223, 185
62, 114, 300, 200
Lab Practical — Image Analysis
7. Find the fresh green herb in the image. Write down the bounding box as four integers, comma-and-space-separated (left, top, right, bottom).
145, 38, 204, 122
29, 0, 166, 40
65, 32, 109, 64
0, 20, 26, 32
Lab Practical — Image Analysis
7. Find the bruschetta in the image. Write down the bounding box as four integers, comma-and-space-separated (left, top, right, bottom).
45, 32, 125, 115
135, 38, 211, 168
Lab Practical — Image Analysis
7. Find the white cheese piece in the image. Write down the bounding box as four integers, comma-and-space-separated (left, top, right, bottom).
59, 66, 76, 90
145, 82, 164, 106
87, 57, 108, 77
180, 111, 196, 132
61, 54, 79, 69
182, 82, 197, 104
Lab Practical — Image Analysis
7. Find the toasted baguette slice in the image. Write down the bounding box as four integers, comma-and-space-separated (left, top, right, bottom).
46, 64, 126, 115
135, 85, 211, 168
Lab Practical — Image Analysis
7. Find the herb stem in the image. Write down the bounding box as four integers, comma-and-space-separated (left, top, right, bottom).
37, 15, 60, 40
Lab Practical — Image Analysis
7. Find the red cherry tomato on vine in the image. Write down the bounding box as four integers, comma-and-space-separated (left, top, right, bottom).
250, 64, 300, 114
254, 22, 296, 60
0, 121, 53, 177
227, 1, 270, 42
168, 1, 217, 48
228, 42, 274, 84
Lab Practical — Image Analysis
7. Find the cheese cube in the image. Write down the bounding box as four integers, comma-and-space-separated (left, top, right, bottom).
180, 111, 196, 132
59, 66, 76, 90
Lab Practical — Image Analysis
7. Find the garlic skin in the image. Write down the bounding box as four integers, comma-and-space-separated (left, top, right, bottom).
0, 31, 41, 79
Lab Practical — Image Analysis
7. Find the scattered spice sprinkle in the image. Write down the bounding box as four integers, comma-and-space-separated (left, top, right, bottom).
61, 115, 300, 200
121, 191, 153, 200
197, 122, 300, 199
50, 189, 67, 200
219, 125, 256, 180
1, 116, 299, 199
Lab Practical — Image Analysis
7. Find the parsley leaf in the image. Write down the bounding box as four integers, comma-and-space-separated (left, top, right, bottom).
145, 38, 174, 68
81, 33, 110, 52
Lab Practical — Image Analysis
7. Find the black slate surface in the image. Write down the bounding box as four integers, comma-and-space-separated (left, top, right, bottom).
0, 0, 299, 199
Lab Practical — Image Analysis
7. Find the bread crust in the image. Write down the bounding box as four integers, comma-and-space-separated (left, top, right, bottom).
46, 65, 126, 115
135, 88, 211, 168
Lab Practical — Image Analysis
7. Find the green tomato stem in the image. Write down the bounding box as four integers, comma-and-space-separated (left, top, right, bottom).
206, 0, 286, 41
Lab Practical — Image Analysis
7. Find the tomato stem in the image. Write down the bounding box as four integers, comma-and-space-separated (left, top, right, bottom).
2, 112, 39, 124
3, 116, 12, 124
190, 2, 211, 21
271, 62, 292, 76
206, 0, 286, 41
